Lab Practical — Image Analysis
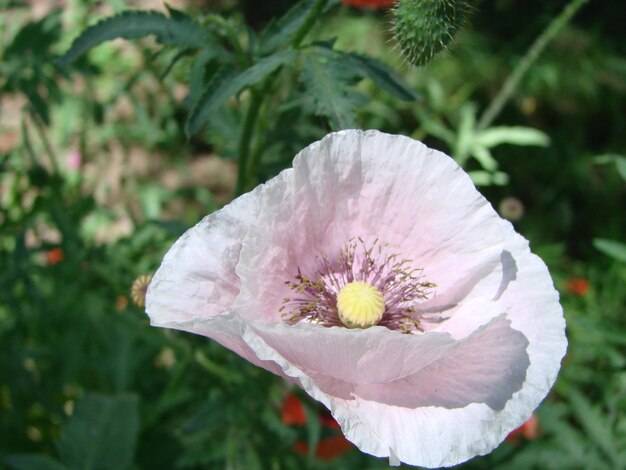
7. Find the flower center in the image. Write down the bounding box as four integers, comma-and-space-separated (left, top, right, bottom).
281, 238, 436, 333
337, 281, 385, 329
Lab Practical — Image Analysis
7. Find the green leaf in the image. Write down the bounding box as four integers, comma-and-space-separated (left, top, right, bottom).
476, 126, 550, 148
300, 49, 358, 129
56, 393, 140, 470
164, 3, 187, 21
303, 401, 321, 464
414, 109, 455, 144
186, 49, 216, 109
186, 50, 296, 136
569, 390, 620, 465
454, 103, 477, 164
345, 53, 419, 101
4, 455, 66, 470
471, 146, 498, 171
185, 66, 236, 136
468, 170, 509, 186
57, 10, 220, 66
593, 238, 626, 263
613, 159, 626, 181
4, 10, 61, 58
0, 0, 28, 8
594, 153, 626, 181
23, 82, 50, 124
259, 0, 315, 54
159, 48, 191, 80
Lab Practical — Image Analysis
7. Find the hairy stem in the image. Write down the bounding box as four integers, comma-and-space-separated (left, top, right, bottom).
477, 0, 589, 130
292, 0, 330, 47
234, 90, 264, 197
233, 0, 331, 196
30, 110, 60, 175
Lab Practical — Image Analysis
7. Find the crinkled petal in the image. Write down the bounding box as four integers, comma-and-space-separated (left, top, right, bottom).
238, 211, 565, 467
246, 314, 529, 410
146, 130, 566, 468
235, 130, 509, 322
146, 187, 289, 377
242, 314, 544, 468
161, 313, 292, 379
147, 188, 261, 325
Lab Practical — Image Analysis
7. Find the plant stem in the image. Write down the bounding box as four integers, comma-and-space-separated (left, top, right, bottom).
292, 0, 330, 47
234, 89, 264, 197
204, 14, 248, 66
20, 118, 37, 166
30, 110, 60, 175
233, 0, 330, 197
477, 0, 589, 130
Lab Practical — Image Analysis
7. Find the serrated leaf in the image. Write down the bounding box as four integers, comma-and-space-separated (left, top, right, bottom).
593, 238, 626, 263
345, 52, 419, 101
57, 10, 222, 66
300, 49, 358, 129
159, 48, 191, 80
185, 49, 215, 109
164, 3, 187, 21
186, 50, 296, 136
259, 0, 315, 54
4, 454, 66, 470
476, 126, 550, 148
56, 393, 139, 470
4, 10, 61, 57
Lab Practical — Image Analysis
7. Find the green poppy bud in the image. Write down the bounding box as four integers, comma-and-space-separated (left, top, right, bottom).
394, 0, 472, 66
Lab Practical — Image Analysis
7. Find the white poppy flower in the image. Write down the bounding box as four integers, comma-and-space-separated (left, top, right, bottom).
146, 130, 566, 468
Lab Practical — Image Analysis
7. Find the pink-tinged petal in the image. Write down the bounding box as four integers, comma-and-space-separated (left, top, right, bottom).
147, 188, 261, 325
240, 317, 530, 467
238, 218, 565, 467
246, 314, 529, 411
159, 313, 292, 380
147, 130, 566, 468
246, 322, 458, 384
354, 315, 529, 411
146, 188, 290, 378
245, 309, 528, 389
492, 227, 567, 418
235, 130, 509, 322
439, 222, 566, 416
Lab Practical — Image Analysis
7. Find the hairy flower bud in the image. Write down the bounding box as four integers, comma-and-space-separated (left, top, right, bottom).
394, 0, 471, 66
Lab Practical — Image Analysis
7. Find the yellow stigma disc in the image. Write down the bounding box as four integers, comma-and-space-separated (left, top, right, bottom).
336, 281, 385, 328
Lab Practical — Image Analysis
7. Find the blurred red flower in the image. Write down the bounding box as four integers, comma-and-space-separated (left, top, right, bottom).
294, 435, 353, 461
566, 277, 589, 296
281, 393, 307, 426
506, 413, 539, 443
281, 393, 353, 460
46, 248, 64, 265
343, 0, 396, 9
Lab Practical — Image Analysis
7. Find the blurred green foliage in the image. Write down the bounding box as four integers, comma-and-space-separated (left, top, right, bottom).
0, 0, 625, 469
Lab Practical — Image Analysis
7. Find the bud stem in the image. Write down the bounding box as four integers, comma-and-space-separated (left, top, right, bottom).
478, 0, 589, 130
